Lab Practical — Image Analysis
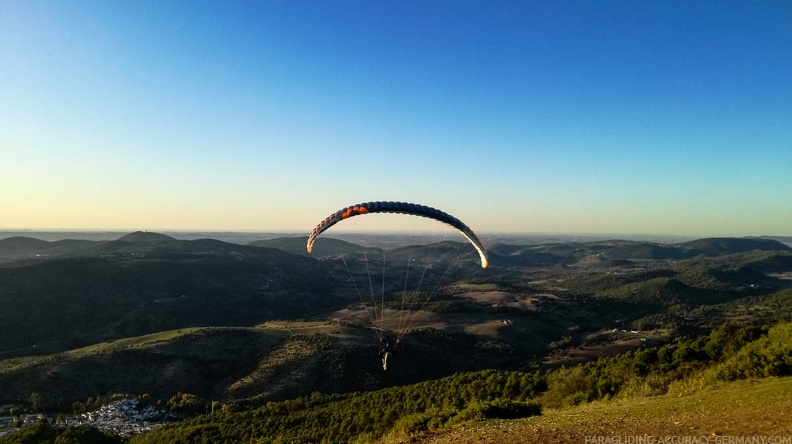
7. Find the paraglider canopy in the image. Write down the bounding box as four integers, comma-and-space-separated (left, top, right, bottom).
307, 201, 488, 268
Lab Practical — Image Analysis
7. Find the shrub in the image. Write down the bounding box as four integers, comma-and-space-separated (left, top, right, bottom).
618, 373, 672, 398
541, 367, 594, 408
456, 400, 541, 422
713, 322, 792, 380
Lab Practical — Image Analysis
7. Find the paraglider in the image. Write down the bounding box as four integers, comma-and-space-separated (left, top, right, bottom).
307, 201, 489, 371
379, 340, 397, 372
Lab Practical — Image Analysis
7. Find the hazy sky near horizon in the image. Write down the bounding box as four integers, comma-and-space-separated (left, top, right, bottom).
2, 1, 790, 236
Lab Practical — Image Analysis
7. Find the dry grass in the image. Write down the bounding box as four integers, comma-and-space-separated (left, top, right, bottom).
418, 377, 792, 444
64, 328, 204, 357
0, 355, 46, 374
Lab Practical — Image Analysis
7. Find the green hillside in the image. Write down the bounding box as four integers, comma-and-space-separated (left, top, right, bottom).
126, 322, 792, 443
423, 376, 792, 444
2, 236, 791, 443
0, 252, 334, 357
0, 323, 523, 406
0, 328, 285, 402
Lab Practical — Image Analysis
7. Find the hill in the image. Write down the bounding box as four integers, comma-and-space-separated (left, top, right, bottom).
3, 234, 788, 266
0, 323, 521, 405
0, 328, 284, 403
739, 250, 792, 273
0, 231, 181, 261
601, 241, 688, 260
746, 235, 792, 247
0, 236, 51, 254
116, 231, 177, 243
423, 376, 792, 443
486, 244, 572, 267
67, 237, 282, 258
0, 237, 96, 261
5, 238, 790, 386
678, 237, 791, 256
124, 321, 792, 443
249, 236, 377, 257
594, 277, 723, 306
0, 248, 334, 357
2, 235, 792, 428
119, 322, 792, 444
487, 237, 792, 266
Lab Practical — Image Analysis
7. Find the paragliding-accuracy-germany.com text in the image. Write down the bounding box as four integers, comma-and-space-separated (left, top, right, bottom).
584, 436, 792, 444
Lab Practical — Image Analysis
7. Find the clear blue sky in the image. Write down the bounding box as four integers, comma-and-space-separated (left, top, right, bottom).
2, 1, 790, 236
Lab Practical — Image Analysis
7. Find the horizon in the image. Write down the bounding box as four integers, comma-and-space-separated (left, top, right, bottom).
1, 228, 789, 244
1, 227, 787, 236
1, 226, 790, 240
2, 2, 790, 236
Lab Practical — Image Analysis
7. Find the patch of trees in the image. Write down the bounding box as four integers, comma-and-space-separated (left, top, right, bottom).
130, 370, 544, 444
541, 322, 787, 408
0, 424, 122, 444
0, 255, 335, 356
692, 289, 792, 325
712, 322, 792, 380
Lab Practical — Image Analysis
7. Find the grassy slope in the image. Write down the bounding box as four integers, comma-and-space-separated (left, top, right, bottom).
0, 322, 524, 404
0, 327, 288, 402
420, 377, 792, 443
64, 328, 205, 357
0, 328, 204, 374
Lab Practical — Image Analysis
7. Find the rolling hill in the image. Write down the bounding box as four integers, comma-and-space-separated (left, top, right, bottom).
0, 323, 521, 405
1, 233, 791, 432
497, 237, 792, 264
0, 247, 335, 357
0, 328, 284, 402
0, 237, 96, 261
423, 377, 792, 444
248, 236, 378, 257
678, 237, 791, 256
116, 231, 177, 244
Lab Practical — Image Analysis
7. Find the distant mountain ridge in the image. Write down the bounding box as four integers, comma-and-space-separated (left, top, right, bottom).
117, 231, 177, 243
678, 237, 790, 255
0, 236, 51, 254
3, 233, 790, 265
0, 236, 96, 259
486, 237, 791, 266
249, 236, 380, 257
0, 231, 278, 261
751, 235, 792, 247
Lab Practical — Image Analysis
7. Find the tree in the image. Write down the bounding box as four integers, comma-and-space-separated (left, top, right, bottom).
167, 392, 207, 415
28, 392, 44, 412
53, 426, 123, 444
